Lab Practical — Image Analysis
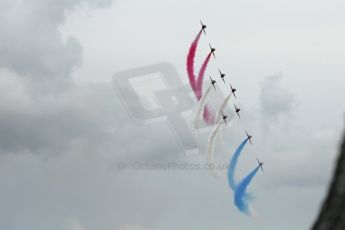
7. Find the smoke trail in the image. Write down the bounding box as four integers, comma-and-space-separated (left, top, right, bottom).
227, 138, 249, 191
234, 165, 260, 215
215, 93, 232, 123
206, 120, 225, 177
218, 118, 234, 152
186, 31, 214, 125
202, 104, 214, 125
193, 84, 212, 129
197, 52, 213, 124
215, 93, 233, 150
196, 52, 212, 99
186, 30, 202, 92
215, 94, 234, 153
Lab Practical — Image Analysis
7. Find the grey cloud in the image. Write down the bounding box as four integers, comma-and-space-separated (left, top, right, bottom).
0, 0, 112, 81
0, 75, 113, 154
0, 0, 121, 156
0, 0, 184, 161
0, 69, 184, 162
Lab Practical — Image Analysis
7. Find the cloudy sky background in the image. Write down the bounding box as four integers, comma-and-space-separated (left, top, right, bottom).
0, 0, 345, 229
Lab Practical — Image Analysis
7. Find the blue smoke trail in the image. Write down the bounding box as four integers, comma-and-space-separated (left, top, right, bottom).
234, 165, 260, 215
227, 138, 249, 191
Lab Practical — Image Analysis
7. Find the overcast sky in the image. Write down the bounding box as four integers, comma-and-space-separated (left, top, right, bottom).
0, 0, 345, 230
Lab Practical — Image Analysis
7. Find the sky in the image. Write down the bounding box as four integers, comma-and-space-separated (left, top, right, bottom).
0, 0, 345, 230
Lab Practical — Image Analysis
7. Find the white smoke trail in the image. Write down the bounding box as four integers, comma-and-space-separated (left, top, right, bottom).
215, 93, 232, 123
206, 120, 225, 178
215, 93, 234, 153
218, 117, 234, 156
193, 84, 213, 129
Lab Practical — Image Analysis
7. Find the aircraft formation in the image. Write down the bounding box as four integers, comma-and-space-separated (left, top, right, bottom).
186, 20, 264, 215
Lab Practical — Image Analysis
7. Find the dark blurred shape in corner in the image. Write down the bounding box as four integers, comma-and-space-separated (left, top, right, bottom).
312, 131, 345, 230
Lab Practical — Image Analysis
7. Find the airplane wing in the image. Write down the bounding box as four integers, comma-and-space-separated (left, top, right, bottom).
200, 20, 206, 35
213, 84, 216, 90
222, 78, 225, 83
257, 158, 264, 172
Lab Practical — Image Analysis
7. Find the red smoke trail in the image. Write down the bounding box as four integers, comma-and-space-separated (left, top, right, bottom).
186, 30, 214, 125
203, 106, 214, 124
197, 52, 214, 124
186, 30, 202, 92
196, 52, 212, 99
